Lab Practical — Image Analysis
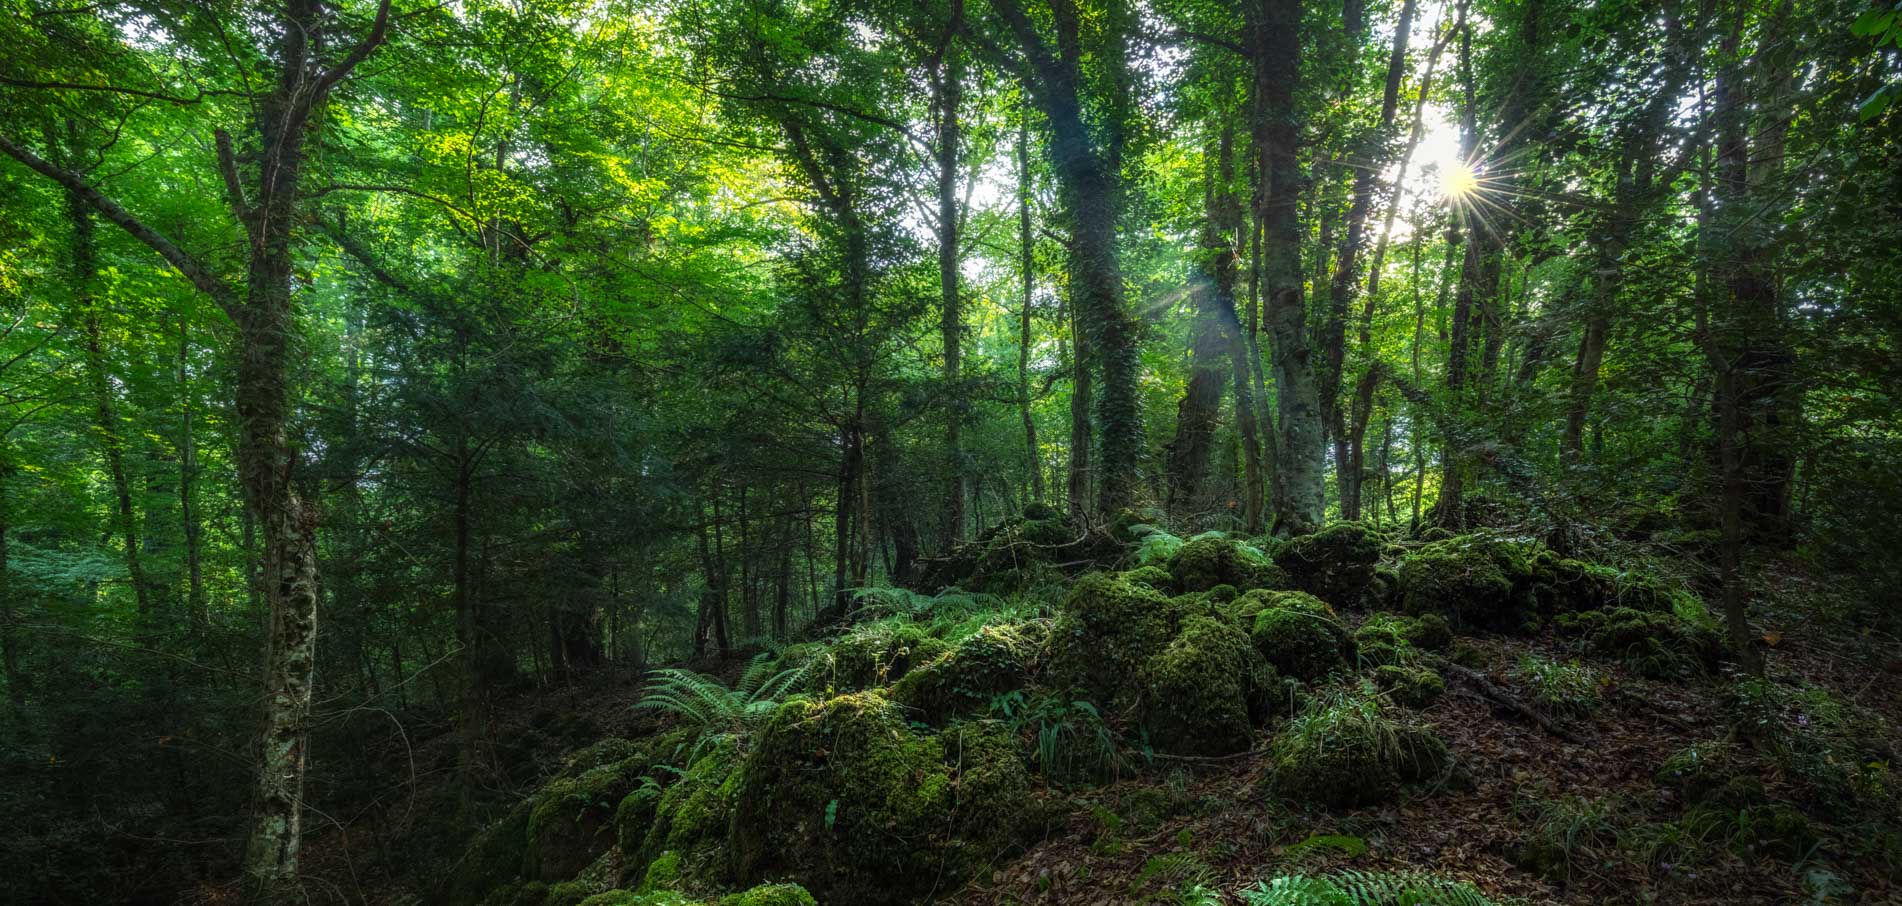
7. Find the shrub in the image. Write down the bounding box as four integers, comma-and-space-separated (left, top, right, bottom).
1242, 869, 1502, 905
1266, 685, 1449, 808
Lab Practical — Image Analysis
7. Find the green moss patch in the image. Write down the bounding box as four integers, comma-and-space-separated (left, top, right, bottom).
1168, 535, 1286, 593
1242, 591, 1351, 682
730, 692, 1029, 904
1140, 615, 1274, 755
891, 621, 1045, 724
1273, 521, 1382, 606
1267, 686, 1450, 808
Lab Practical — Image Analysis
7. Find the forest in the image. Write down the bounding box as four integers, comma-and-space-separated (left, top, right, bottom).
0, 0, 1899, 902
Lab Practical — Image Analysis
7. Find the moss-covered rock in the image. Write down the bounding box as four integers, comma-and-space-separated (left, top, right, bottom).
718, 884, 819, 906
1350, 613, 1452, 668
892, 621, 1045, 724
1374, 665, 1445, 709
528, 740, 673, 882
547, 878, 605, 906
576, 892, 701, 906
1274, 521, 1382, 606
628, 740, 742, 887
1267, 687, 1450, 808
1242, 591, 1350, 682
922, 508, 1092, 592
1121, 565, 1175, 592
1204, 583, 1240, 605
446, 800, 533, 905
1140, 615, 1273, 755
814, 623, 951, 692
1553, 606, 1721, 678
730, 693, 1027, 904
1396, 535, 1531, 630
1047, 572, 1197, 704
1169, 535, 1286, 593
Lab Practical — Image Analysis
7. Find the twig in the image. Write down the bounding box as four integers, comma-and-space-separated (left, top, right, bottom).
1435, 658, 1592, 745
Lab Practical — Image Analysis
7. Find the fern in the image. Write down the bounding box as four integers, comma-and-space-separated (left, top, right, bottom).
634, 652, 808, 751
1241, 870, 1503, 906
1131, 524, 1186, 565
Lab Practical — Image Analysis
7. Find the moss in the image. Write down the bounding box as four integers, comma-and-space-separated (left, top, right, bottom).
577, 893, 701, 906
926, 509, 1088, 592
730, 692, 1025, 904
817, 623, 952, 692
1273, 521, 1382, 606
891, 622, 1045, 724
1204, 583, 1239, 605
527, 754, 656, 882
1168, 535, 1286, 593
718, 884, 818, 906
640, 851, 683, 891
630, 740, 742, 887
1245, 591, 1350, 682
1396, 535, 1533, 630
1047, 572, 1194, 704
1121, 565, 1175, 592
1553, 606, 1720, 678
1140, 615, 1273, 755
445, 800, 533, 905
1267, 687, 1450, 808
940, 720, 1038, 840
1374, 665, 1445, 709
1351, 613, 1452, 668
546, 879, 604, 906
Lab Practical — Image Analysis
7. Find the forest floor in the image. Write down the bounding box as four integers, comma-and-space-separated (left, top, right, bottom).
292, 553, 1902, 906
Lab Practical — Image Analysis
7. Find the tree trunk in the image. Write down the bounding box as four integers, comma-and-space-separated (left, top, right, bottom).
1250, 0, 1325, 534
70, 195, 155, 625
1018, 106, 1044, 504
993, 0, 1142, 514
936, 34, 966, 548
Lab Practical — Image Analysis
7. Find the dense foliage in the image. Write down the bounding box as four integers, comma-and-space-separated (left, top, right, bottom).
0, 0, 1897, 902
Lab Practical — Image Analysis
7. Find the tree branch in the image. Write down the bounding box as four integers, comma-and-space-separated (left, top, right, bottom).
0, 133, 239, 317
214, 128, 252, 228
315, 0, 395, 95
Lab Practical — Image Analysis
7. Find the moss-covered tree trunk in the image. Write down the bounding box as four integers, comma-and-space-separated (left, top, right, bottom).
1250, 0, 1325, 534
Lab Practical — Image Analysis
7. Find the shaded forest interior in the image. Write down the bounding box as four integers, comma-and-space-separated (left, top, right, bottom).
1, 0, 1900, 903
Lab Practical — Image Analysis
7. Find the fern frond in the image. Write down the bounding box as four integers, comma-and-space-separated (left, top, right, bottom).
1241, 870, 1503, 906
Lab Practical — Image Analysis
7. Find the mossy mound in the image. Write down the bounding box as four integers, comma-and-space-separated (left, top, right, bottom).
1553, 606, 1721, 678
1374, 665, 1445, 708
625, 740, 742, 886
1273, 521, 1382, 606
718, 883, 819, 906
1120, 565, 1175, 592
1351, 613, 1452, 667
1140, 615, 1274, 755
527, 738, 676, 882
1047, 572, 1198, 704
921, 507, 1104, 592
1168, 535, 1286, 593
1397, 535, 1531, 630
892, 621, 1046, 724
1241, 591, 1351, 682
447, 800, 534, 905
1267, 687, 1450, 808
730, 693, 1028, 904
813, 623, 951, 692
